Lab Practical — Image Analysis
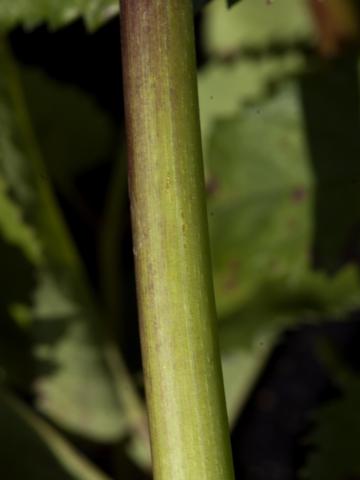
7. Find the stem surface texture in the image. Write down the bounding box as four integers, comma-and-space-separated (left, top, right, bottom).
120, 1, 235, 479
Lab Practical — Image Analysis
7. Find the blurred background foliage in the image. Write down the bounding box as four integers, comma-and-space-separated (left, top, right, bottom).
0, 0, 360, 478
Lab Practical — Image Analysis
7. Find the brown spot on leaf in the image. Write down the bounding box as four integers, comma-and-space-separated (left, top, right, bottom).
291, 186, 307, 203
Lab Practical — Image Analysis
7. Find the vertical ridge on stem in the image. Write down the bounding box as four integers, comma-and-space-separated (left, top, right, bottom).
120, 1, 235, 478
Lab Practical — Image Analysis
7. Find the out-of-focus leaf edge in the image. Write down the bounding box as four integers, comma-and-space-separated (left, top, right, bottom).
0, 389, 112, 480
0, 0, 242, 33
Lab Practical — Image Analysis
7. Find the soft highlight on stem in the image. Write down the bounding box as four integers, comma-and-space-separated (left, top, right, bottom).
120, 1, 235, 479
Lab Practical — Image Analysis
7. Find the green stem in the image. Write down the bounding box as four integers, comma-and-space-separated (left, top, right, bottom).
120, 1, 235, 479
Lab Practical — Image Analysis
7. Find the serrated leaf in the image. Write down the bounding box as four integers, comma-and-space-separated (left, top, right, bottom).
205, 83, 360, 421
220, 267, 360, 424
0, 174, 48, 390
208, 84, 360, 319
0, 176, 42, 264
203, 0, 315, 56
198, 53, 305, 146
31, 272, 127, 441
0, 0, 119, 32
0, 236, 36, 388
208, 84, 312, 317
0, 40, 126, 442
0, 0, 214, 32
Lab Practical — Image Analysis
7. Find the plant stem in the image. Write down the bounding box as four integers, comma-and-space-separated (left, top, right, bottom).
120, 1, 235, 479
